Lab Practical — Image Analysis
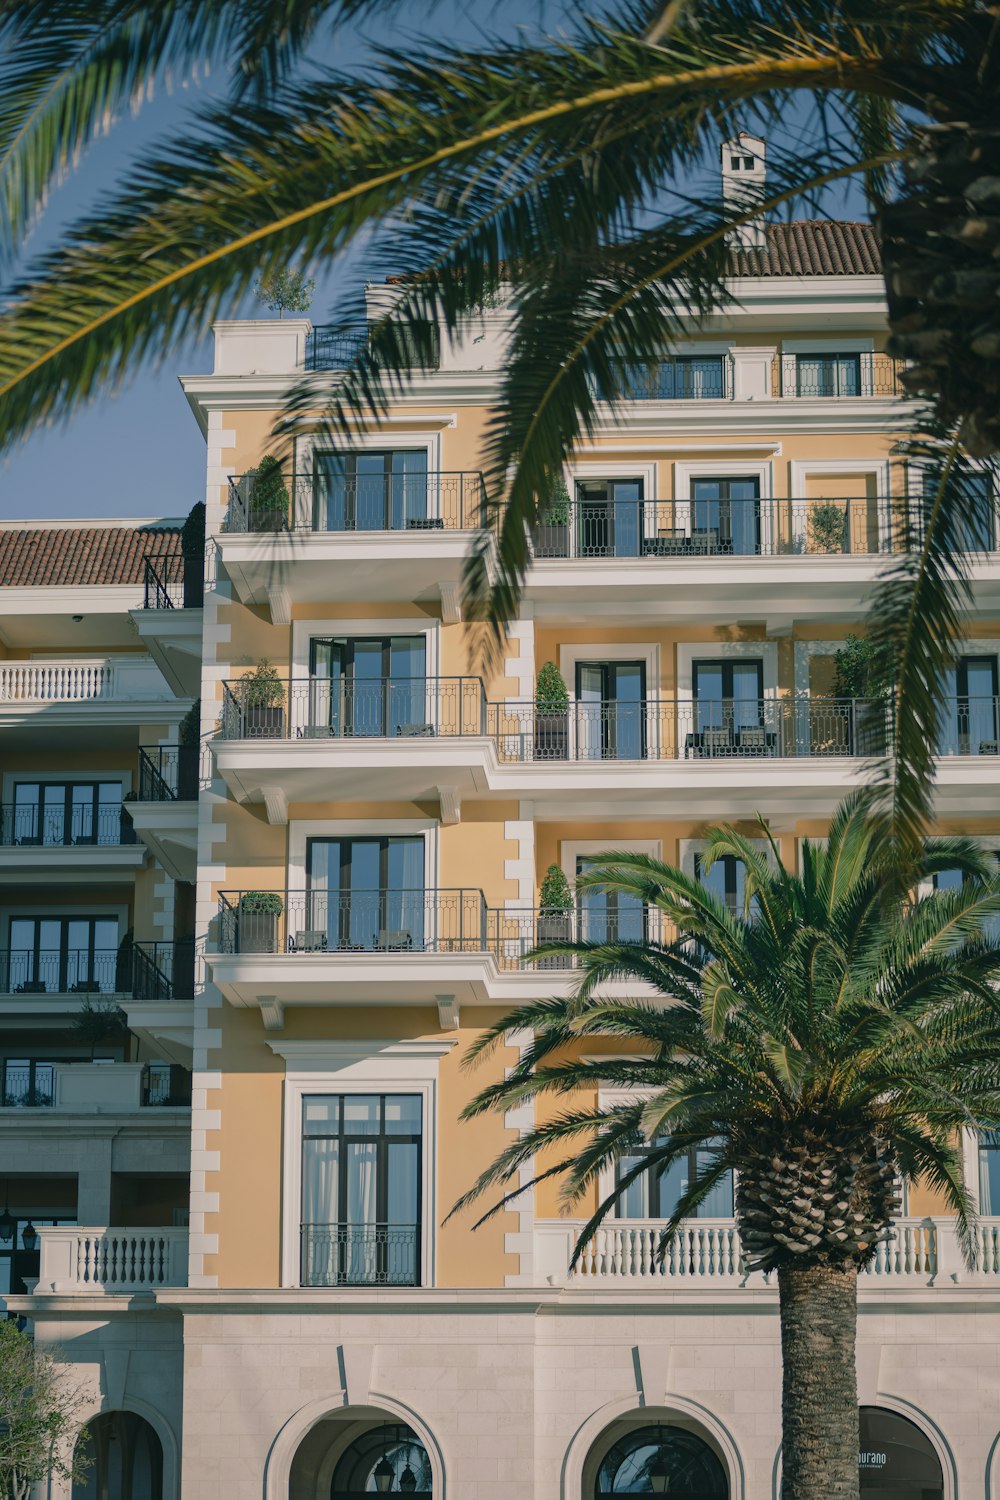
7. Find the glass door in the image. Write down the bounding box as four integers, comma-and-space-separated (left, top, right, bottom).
794, 352, 862, 396
307, 836, 425, 952
576, 856, 645, 945
310, 636, 426, 737
575, 661, 646, 760
575, 478, 643, 558
10, 781, 121, 846
938, 656, 998, 754
313, 450, 429, 531
7, 916, 119, 994
692, 660, 764, 753
691, 478, 760, 555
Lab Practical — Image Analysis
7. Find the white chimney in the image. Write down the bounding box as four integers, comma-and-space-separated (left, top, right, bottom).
721, 133, 767, 250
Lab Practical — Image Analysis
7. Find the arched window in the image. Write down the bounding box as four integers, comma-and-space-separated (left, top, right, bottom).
331, 1422, 432, 1496
858, 1407, 943, 1498
595, 1424, 728, 1497
72, 1411, 163, 1500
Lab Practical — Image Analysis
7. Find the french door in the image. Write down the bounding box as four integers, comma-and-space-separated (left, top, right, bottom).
309, 636, 427, 737
9, 781, 122, 846
692, 659, 764, 749
313, 449, 429, 531
575, 478, 644, 558
576, 856, 645, 945
306, 836, 425, 951
575, 661, 646, 760
7, 916, 119, 994
938, 655, 999, 755
691, 477, 760, 555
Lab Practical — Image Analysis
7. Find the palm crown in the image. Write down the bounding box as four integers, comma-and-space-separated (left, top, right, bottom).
456, 795, 1000, 1272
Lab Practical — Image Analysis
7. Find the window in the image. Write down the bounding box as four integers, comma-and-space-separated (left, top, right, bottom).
923, 469, 995, 552
0, 1213, 75, 1297
312, 449, 429, 531
691, 477, 760, 555
938, 654, 998, 755
7, 781, 123, 847
575, 478, 644, 558
691, 659, 765, 753
595, 1424, 728, 1497
306, 836, 425, 952
2, 1059, 56, 1107
575, 661, 646, 760
300, 1093, 422, 1286
6, 916, 119, 994
979, 1132, 1000, 1216
793, 352, 862, 397
309, 636, 427, 737
615, 1137, 734, 1219
695, 853, 753, 922
330, 1422, 432, 1497
576, 856, 645, 945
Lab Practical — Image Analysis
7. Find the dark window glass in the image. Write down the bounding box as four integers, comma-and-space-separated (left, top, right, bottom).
596, 1424, 729, 1496
309, 636, 426, 737
306, 836, 425, 952
576, 856, 645, 945
615, 1137, 734, 1219
691, 477, 760, 555
313, 449, 429, 531
575, 661, 646, 760
6, 916, 119, 994
937, 655, 999, 755
575, 478, 644, 558
794, 353, 861, 397
8, 782, 122, 847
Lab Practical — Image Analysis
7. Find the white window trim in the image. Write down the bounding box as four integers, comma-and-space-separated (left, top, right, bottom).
564, 459, 658, 498
270, 1038, 457, 1289
679, 837, 773, 881
287, 818, 440, 895
557, 641, 661, 758
787, 458, 892, 550
559, 837, 660, 890
290, 618, 441, 680
795, 638, 1000, 698
676, 639, 778, 699
671, 459, 774, 547
293, 431, 443, 528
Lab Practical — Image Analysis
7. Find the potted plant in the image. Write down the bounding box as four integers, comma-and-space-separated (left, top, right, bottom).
74, 995, 129, 1059
535, 480, 572, 558
177, 699, 201, 799
239, 661, 286, 737
808, 499, 847, 554
536, 863, 574, 968
534, 661, 569, 760
249, 454, 290, 532
180, 502, 205, 607
830, 633, 891, 755
239, 891, 284, 954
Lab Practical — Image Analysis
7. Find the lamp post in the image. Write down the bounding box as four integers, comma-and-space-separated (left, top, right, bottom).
649, 1438, 671, 1494
0, 1183, 14, 1245
21, 1221, 37, 1253
399, 1462, 417, 1493
373, 1455, 394, 1494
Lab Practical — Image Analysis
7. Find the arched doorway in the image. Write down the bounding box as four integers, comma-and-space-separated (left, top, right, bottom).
593, 1423, 729, 1497
330, 1422, 432, 1496
72, 1411, 163, 1499
859, 1407, 943, 1500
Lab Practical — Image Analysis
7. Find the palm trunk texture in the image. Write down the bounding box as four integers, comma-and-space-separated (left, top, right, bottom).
778, 1264, 859, 1500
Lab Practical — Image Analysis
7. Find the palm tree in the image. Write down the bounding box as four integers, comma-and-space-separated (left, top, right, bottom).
0, 1, 998, 853
453, 796, 1000, 1500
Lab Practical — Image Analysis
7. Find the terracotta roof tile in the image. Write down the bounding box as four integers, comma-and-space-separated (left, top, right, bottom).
0, 523, 182, 588
727, 221, 882, 276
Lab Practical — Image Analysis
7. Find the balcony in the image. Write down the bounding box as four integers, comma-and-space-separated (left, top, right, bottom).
0, 656, 175, 746
0, 800, 144, 883
128, 746, 200, 882
0, 939, 193, 1013
34, 1225, 188, 1294
300, 1222, 419, 1287
0, 1060, 191, 1111
130, 558, 204, 697
774, 350, 904, 398
215, 470, 487, 617
305, 323, 440, 372
535, 1216, 999, 1291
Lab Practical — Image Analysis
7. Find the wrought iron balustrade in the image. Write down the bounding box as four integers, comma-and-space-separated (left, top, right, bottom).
219, 675, 484, 741
300, 1222, 420, 1286
533, 496, 897, 560
218, 888, 488, 957
775, 350, 905, 397
142, 1062, 192, 1106
0, 939, 193, 999
305, 324, 440, 372
0, 802, 137, 847
142, 556, 183, 609
592, 356, 735, 401
1, 1060, 55, 1107
224, 468, 484, 533
128, 940, 195, 1001
138, 745, 200, 800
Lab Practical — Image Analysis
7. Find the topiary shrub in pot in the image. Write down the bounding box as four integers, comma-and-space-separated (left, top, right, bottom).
830, 633, 892, 756
536, 863, 573, 969
534, 661, 569, 761
239, 661, 286, 738
239, 890, 284, 954
180, 502, 205, 606
535, 481, 571, 558
249, 455, 290, 532
808, 499, 848, 554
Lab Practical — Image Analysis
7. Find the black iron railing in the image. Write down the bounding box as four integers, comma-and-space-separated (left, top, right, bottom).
0, 803, 137, 847
1, 1060, 55, 1107
593, 355, 735, 401
300, 1222, 420, 1286
224, 469, 485, 533
218, 889, 487, 957
775, 351, 905, 398
138, 746, 200, 801
533, 496, 897, 560
305, 323, 441, 372
218, 676, 484, 741
0, 940, 193, 999
142, 1062, 192, 1106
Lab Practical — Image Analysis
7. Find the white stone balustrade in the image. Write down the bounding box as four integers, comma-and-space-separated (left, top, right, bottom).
36, 1226, 188, 1292
0, 656, 168, 704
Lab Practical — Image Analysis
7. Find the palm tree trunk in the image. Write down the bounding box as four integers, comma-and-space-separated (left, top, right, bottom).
778, 1264, 859, 1500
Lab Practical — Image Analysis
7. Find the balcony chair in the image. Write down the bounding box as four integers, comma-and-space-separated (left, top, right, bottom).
979, 740, 1000, 755
700, 726, 733, 757
406, 517, 445, 530
374, 930, 413, 951
292, 930, 328, 952
735, 725, 773, 757
396, 722, 435, 737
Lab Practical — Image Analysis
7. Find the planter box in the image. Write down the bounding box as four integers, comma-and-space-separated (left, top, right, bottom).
534, 712, 568, 761
239, 911, 280, 954
536, 913, 573, 970
535, 523, 570, 558
244, 706, 285, 739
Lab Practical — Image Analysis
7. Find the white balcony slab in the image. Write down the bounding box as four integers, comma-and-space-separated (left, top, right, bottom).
0, 841, 146, 884
127, 799, 198, 883
130, 608, 204, 697
0, 655, 184, 746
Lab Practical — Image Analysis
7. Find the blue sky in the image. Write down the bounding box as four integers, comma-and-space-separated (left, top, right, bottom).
0, 3, 870, 522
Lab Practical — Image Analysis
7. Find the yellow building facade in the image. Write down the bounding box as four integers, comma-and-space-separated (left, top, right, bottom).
8, 206, 1000, 1500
